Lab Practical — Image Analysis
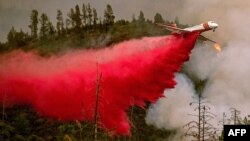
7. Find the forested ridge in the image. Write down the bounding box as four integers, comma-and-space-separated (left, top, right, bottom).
0, 3, 187, 56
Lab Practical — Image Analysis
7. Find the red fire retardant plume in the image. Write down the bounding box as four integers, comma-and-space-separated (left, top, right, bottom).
0, 32, 199, 135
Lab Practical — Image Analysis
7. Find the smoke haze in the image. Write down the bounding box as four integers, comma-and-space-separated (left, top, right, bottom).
144, 1, 250, 140
184, 0, 250, 121
146, 73, 195, 129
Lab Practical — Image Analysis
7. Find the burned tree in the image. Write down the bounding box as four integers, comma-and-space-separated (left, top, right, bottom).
94, 63, 102, 141
219, 112, 228, 126
184, 93, 218, 141
229, 108, 241, 125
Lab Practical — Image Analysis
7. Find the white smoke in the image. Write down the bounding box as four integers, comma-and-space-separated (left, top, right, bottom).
186, 4, 250, 121
203, 42, 250, 119
146, 73, 196, 141
145, 1, 250, 140
184, 42, 219, 80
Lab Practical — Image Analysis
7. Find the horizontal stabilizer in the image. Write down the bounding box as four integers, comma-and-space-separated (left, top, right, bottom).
198, 35, 216, 43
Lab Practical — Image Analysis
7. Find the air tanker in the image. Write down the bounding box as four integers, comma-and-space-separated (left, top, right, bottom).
156, 21, 219, 43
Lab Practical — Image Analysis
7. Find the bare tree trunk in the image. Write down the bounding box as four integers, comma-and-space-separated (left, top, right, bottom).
198, 94, 201, 141
94, 63, 102, 141
2, 92, 6, 121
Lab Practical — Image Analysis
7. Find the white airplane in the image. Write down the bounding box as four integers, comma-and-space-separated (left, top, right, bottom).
156, 21, 219, 43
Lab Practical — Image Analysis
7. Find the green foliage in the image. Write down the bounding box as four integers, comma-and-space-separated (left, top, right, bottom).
0, 120, 15, 140
138, 11, 145, 23
86, 3, 93, 26
1, 105, 174, 141
82, 4, 87, 26
243, 116, 250, 125
57, 124, 77, 141
13, 112, 30, 135
68, 8, 75, 28
29, 10, 39, 39
93, 8, 98, 26
74, 5, 82, 30
104, 4, 115, 28
154, 13, 164, 23
39, 13, 50, 40
0, 42, 5, 52
7, 27, 16, 43
27, 134, 45, 141
56, 10, 65, 35
7, 27, 30, 49
219, 130, 224, 141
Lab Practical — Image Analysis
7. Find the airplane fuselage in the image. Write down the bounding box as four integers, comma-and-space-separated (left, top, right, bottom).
184, 21, 218, 33
156, 21, 219, 43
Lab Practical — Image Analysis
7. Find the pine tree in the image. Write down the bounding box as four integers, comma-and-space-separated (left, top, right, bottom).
68, 8, 75, 28
75, 5, 82, 29
154, 13, 164, 23
104, 4, 115, 25
138, 11, 145, 23
48, 22, 55, 36
39, 13, 50, 40
7, 27, 16, 43
7, 27, 28, 47
82, 4, 87, 26
15, 29, 28, 47
93, 8, 98, 26
98, 17, 103, 31
56, 10, 64, 35
29, 10, 39, 39
87, 3, 93, 26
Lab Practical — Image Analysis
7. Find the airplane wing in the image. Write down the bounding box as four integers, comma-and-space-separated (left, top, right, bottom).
198, 35, 216, 43
156, 23, 189, 34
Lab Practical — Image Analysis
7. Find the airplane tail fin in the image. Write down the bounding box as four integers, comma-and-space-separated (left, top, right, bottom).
167, 23, 177, 28
156, 23, 188, 34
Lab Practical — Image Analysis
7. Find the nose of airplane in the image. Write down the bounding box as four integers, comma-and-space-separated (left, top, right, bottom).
210, 22, 219, 28
214, 23, 219, 28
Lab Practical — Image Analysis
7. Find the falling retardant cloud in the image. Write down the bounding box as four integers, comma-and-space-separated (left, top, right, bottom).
0, 32, 199, 135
